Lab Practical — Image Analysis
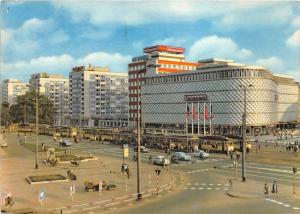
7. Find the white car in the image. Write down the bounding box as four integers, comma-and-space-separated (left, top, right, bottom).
152, 155, 170, 166
59, 139, 72, 147
193, 150, 209, 159
173, 152, 191, 161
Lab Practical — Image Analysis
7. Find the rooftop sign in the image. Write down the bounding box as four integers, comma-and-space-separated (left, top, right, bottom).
144, 45, 185, 54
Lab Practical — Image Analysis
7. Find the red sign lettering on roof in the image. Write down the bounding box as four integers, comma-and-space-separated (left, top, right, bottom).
144, 45, 185, 54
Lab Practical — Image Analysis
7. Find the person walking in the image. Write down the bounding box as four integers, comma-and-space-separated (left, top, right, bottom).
272, 181, 278, 197
264, 183, 269, 198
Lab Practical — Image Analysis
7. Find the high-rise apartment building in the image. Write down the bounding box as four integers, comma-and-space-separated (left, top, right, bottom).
128, 45, 199, 128
29, 73, 69, 126
0, 79, 29, 105
69, 65, 128, 128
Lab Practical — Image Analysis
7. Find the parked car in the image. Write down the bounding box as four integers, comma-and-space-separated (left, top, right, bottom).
192, 150, 209, 159
134, 146, 149, 153
172, 152, 191, 161
59, 139, 72, 147
152, 155, 170, 166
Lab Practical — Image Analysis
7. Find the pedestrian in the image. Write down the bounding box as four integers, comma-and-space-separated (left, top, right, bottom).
126, 166, 130, 179
264, 183, 269, 198
272, 181, 278, 197
230, 151, 233, 160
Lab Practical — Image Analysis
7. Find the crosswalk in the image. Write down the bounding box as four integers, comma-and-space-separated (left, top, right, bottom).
218, 162, 300, 185
265, 198, 300, 211
183, 182, 230, 191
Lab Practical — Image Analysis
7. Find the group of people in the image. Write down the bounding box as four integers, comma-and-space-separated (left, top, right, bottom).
285, 141, 299, 153
229, 150, 241, 160
264, 181, 278, 198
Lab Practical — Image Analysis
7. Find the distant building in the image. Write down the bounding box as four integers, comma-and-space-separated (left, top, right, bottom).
0, 79, 29, 105
29, 73, 69, 126
69, 65, 128, 128
141, 58, 299, 135
128, 45, 199, 128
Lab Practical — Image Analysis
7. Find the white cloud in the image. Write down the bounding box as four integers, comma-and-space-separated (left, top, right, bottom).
1, 52, 131, 80
1, 18, 69, 60
51, 1, 295, 29
188, 35, 253, 61
77, 52, 131, 72
286, 29, 300, 48
213, 4, 293, 30
255, 56, 284, 72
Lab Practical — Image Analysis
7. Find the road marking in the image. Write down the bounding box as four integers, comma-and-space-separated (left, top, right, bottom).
194, 182, 199, 185
217, 184, 221, 186
293, 207, 299, 210
190, 187, 196, 190
201, 183, 206, 185
209, 184, 213, 186
223, 188, 229, 191
283, 204, 291, 207
198, 187, 203, 190
207, 187, 212, 190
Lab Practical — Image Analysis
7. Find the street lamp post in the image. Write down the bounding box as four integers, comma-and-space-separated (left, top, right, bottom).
136, 71, 142, 200
239, 84, 253, 182
35, 87, 40, 169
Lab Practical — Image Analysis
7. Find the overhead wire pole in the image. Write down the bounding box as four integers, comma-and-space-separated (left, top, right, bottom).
136, 72, 142, 200
186, 102, 189, 153
239, 84, 253, 182
35, 86, 39, 169
242, 86, 246, 181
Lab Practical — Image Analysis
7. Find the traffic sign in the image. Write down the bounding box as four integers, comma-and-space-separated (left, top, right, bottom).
39, 190, 45, 201
123, 144, 129, 158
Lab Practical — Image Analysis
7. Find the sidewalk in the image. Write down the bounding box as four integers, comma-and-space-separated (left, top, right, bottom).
0, 133, 178, 212
227, 179, 300, 199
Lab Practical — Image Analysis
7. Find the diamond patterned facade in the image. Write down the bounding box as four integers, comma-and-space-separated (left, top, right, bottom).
141, 59, 299, 134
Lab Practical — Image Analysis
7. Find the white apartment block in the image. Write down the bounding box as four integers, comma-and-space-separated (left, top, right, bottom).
69, 65, 128, 128
29, 73, 69, 126
0, 79, 29, 105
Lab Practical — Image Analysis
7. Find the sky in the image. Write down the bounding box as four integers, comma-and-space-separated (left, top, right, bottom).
1, 0, 300, 81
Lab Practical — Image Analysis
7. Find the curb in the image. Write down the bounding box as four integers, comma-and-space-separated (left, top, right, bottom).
226, 190, 262, 199
49, 178, 176, 213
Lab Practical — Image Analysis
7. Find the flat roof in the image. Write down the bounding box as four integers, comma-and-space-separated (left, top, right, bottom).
144, 45, 185, 54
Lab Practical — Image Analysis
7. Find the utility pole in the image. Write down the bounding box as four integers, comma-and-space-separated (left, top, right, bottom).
239, 84, 253, 182
136, 72, 142, 200
242, 86, 246, 181
35, 87, 39, 169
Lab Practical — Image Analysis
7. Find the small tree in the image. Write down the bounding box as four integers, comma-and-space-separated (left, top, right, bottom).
9, 89, 56, 125
1, 102, 11, 126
